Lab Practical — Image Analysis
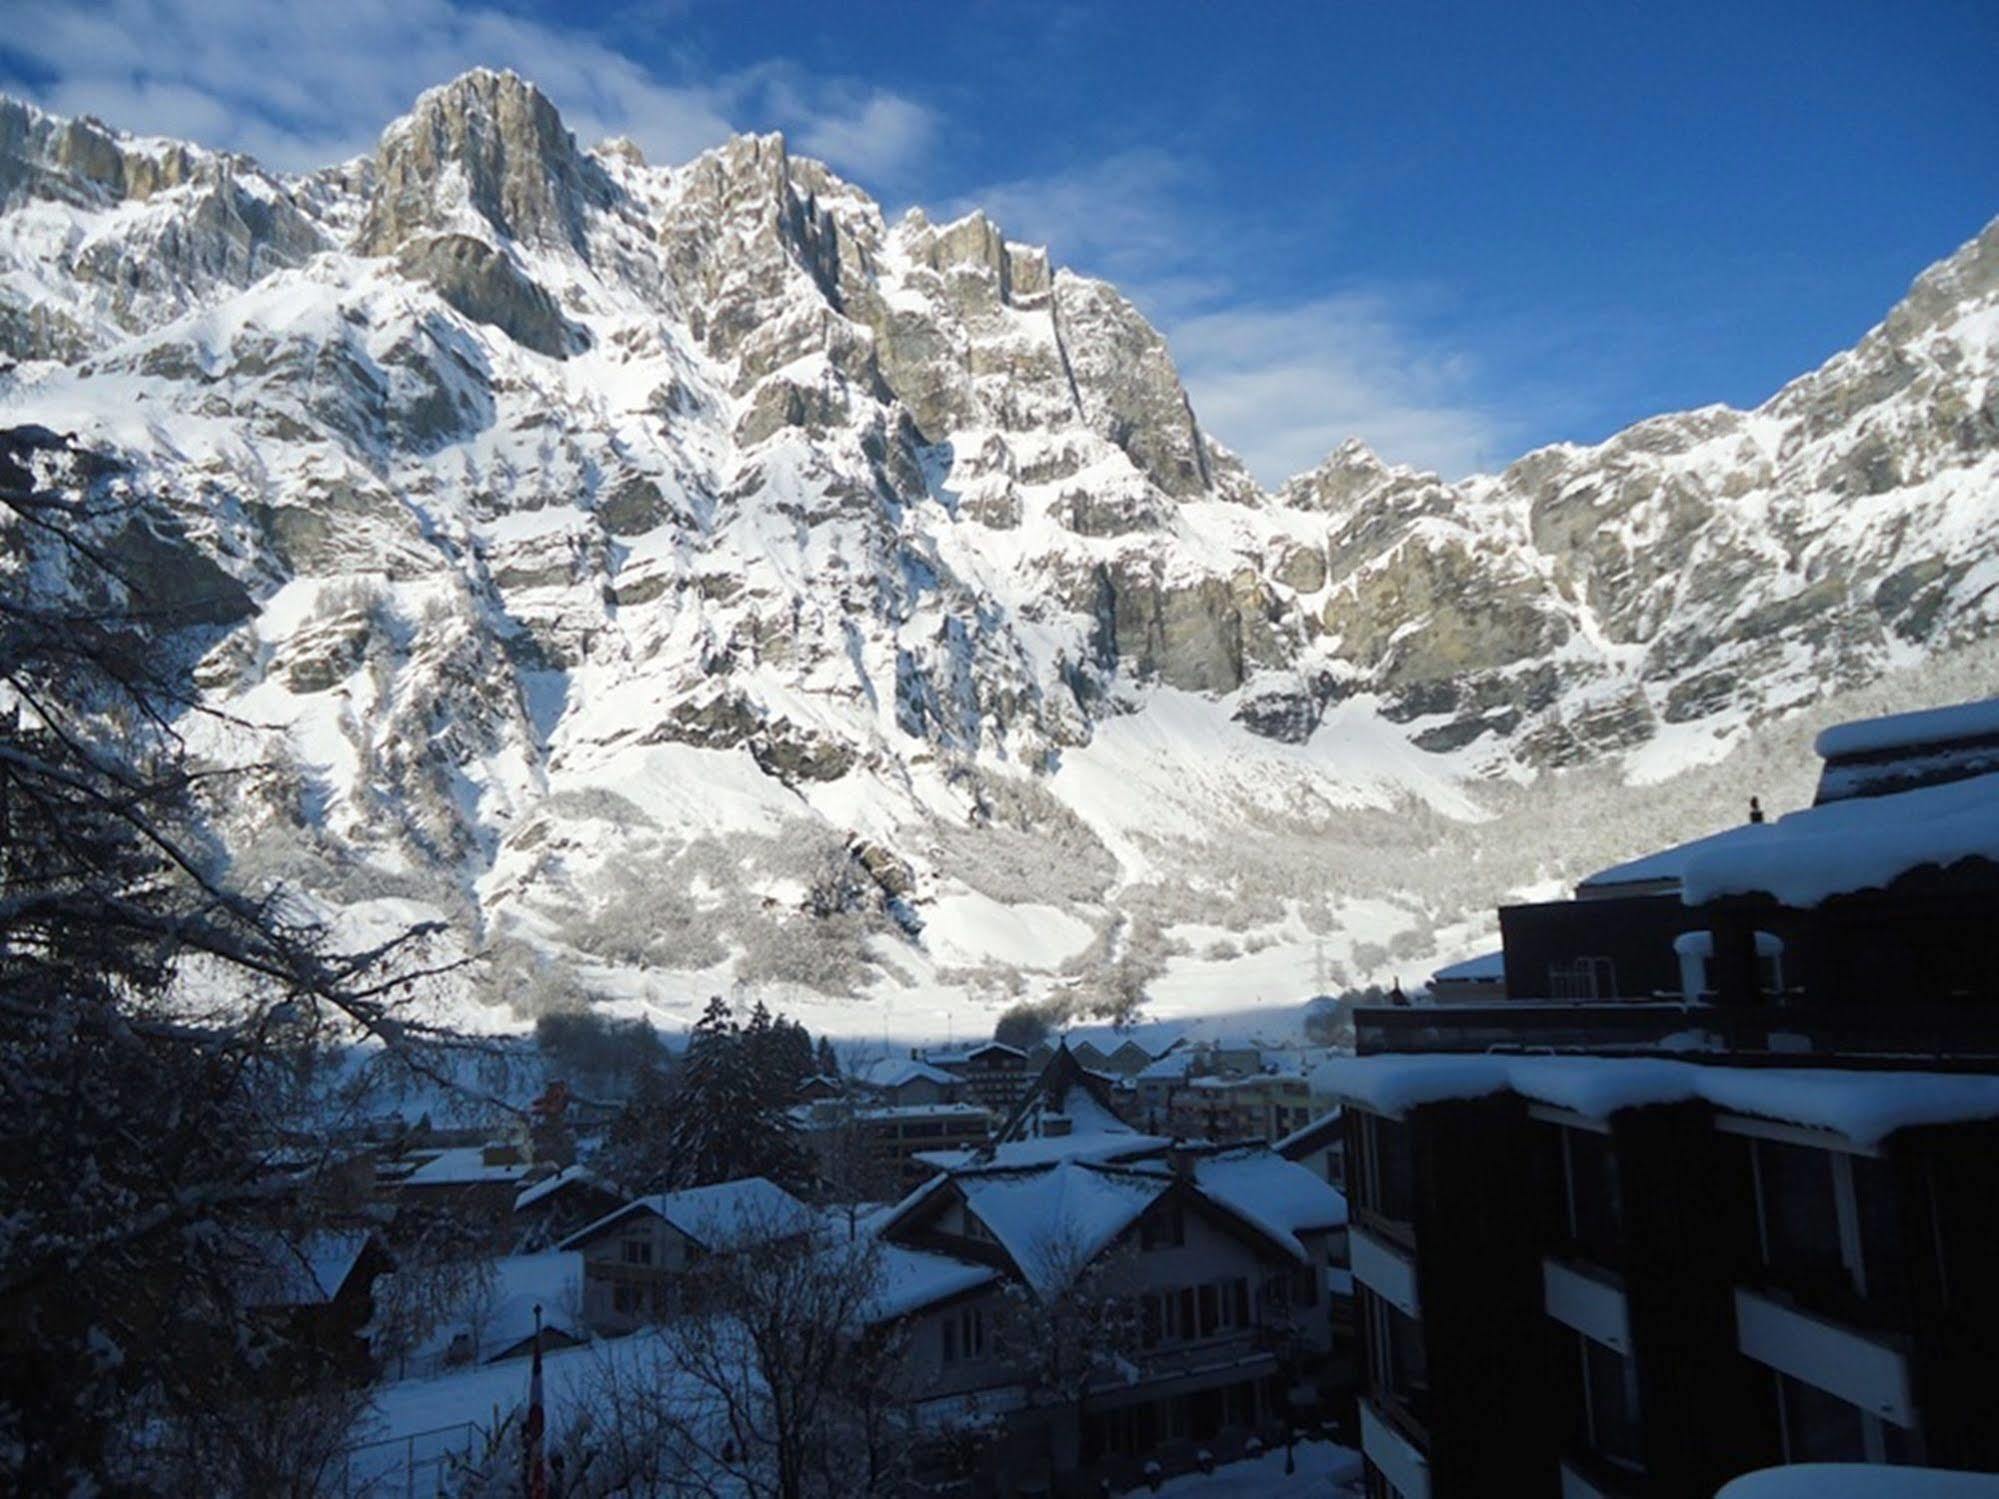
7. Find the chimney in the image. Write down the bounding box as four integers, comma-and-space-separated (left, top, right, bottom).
1749, 796, 1765, 825
1169, 1143, 1198, 1178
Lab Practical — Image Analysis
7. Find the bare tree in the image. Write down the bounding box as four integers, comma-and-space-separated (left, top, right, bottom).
992, 1229, 1144, 1482
568, 1217, 919, 1499
1, 428, 467, 1488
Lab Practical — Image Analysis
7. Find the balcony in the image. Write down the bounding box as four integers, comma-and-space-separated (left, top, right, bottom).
1351, 1227, 1420, 1318
1542, 1258, 1630, 1353
1733, 1286, 1914, 1426
1360, 1397, 1431, 1499
1356, 999, 1999, 1061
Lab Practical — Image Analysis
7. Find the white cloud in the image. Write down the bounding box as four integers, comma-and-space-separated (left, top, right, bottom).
948, 151, 1517, 485
1171, 295, 1515, 485
1, 0, 937, 184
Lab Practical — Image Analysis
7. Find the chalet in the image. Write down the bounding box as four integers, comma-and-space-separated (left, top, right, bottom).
1327, 695, 1999, 1499
873, 1140, 1349, 1494
921, 1041, 1030, 1112
558, 1177, 815, 1336
243, 1229, 394, 1383
387, 1141, 537, 1247
373, 1249, 589, 1377
511, 1164, 627, 1251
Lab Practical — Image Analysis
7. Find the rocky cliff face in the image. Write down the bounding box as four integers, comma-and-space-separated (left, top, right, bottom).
3, 70, 1995, 1033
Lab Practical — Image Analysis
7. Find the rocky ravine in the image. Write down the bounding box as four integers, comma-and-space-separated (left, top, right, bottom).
3, 71, 1996, 1036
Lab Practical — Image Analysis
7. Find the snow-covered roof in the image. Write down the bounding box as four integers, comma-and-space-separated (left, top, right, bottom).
245, 1230, 374, 1306
1579, 821, 1774, 893
403, 1146, 533, 1187
923, 1041, 1025, 1065
1180, 1148, 1347, 1258
867, 1243, 999, 1322
1274, 1108, 1343, 1156
1717, 1463, 1999, 1499
854, 1103, 990, 1121
1059, 1021, 1188, 1060
513, 1164, 609, 1212
859, 1058, 960, 1089
1431, 949, 1505, 984
1136, 1052, 1194, 1082
1316, 1054, 1999, 1146
560, 1177, 814, 1251
1815, 697, 1999, 761
957, 1161, 1169, 1292
385, 1251, 586, 1367
918, 1130, 1169, 1173
1681, 769, 1999, 908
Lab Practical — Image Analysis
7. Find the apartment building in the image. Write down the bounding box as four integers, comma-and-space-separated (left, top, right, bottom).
1326, 696, 1999, 1498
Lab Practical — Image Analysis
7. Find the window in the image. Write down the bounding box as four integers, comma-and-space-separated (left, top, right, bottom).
941, 1305, 986, 1364
1141, 1199, 1186, 1250
1772, 1370, 1916, 1464
1576, 1332, 1643, 1470
1556, 1123, 1623, 1266
1363, 1289, 1429, 1414
961, 1210, 995, 1244
1550, 956, 1617, 999
1356, 1112, 1417, 1226
622, 1237, 654, 1266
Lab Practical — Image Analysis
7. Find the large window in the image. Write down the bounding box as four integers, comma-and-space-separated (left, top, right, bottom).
1552, 1122, 1624, 1266
1574, 1331, 1643, 1471
1772, 1370, 1917, 1465
940, 1305, 986, 1364
1355, 1113, 1417, 1228
1746, 1131, 1911, 1317
621, 1237, 654, 1266
1363, 1289, 1429, 1417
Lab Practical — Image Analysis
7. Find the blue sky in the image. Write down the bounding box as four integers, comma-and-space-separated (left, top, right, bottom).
4, 0, 1994, 483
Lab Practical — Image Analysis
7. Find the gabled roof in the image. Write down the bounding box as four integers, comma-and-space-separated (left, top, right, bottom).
923, 1041, 1025, 1065
1059, 1021, 1188, 1060
859, 1058, 959, 1090
1579, 822, 1773, 895
1430, 950, 1504, 984
513, 1164, 615, 1212
1274, 1108, 1344, 1159
989, 1041, 1135, 1154
558, 1177, 813, 1252
954, 1161, 1170, 1293
1182, 1147, 1347, 1258
245, 1230, 377, 1307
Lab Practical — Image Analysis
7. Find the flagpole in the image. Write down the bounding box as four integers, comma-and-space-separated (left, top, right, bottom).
525, 1303, 547, 1499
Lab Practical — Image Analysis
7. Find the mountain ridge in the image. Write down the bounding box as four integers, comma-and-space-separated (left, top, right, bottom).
3, 71, 1995, 1037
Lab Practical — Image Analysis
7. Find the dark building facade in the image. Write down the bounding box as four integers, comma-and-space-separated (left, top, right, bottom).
1331, 697, 1999, 1498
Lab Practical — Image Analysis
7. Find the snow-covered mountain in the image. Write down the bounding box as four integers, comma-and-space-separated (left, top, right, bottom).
4, 71, 1997, 1039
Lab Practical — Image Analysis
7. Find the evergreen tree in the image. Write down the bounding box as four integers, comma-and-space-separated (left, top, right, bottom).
601, 1059, 677, 1193
650, 997, 808, 1191
815, 1034, 840, 1079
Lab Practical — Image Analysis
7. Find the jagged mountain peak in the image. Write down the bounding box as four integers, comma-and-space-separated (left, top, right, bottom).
1, 79, 1995, 1032
354, 67, 615, 256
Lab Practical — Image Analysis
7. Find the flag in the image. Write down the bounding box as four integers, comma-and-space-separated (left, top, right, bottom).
524, 1303, 548, 1499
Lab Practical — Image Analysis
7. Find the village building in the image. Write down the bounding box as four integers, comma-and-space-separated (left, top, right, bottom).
1168, 1070, 1316, 1143
510, 1164, 627, 1251
558, 1177, 815, 1336
872, 1139, 1349, 1494
1323, 696, 1999, 1499
920, 1040, 1032, 1112
796, 1098, 996, 1190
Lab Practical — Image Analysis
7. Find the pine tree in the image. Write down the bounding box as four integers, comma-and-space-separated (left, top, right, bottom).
649, 998, 809, 1191
815, 1034, 840, 1079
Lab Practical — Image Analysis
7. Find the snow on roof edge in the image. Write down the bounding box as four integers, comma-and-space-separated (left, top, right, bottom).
1814, 697, 1999, 761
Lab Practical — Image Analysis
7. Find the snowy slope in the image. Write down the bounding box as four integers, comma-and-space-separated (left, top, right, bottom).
3, 72, 1997, 1039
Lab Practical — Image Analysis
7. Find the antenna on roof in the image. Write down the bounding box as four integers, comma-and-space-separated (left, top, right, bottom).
1749, 796, 1765, 825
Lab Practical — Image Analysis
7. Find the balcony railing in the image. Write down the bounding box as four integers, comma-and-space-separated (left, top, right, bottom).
1356, 1000, 1999, 1062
